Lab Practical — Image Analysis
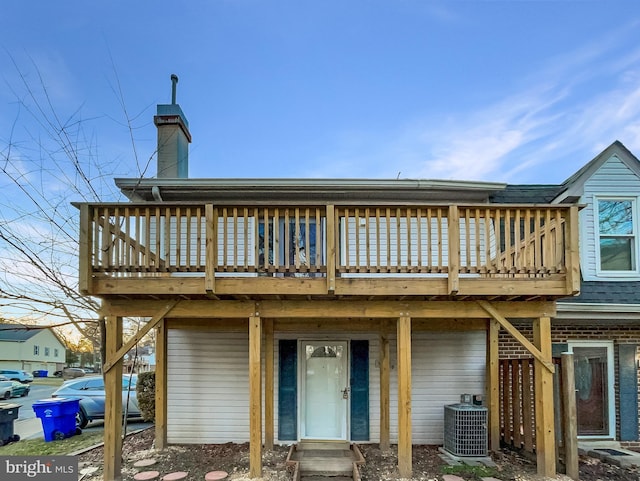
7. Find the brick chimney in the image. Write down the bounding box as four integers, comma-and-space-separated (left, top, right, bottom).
154, 74, 191, 178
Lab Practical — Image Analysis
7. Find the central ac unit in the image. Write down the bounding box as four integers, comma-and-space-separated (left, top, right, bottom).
443, 403, 488, 457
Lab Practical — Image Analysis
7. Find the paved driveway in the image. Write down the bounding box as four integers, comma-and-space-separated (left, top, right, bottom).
6, 380, 152, 440
15, 382, 59, 419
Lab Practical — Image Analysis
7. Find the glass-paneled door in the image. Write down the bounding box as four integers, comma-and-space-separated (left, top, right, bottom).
568, 342, 615, 437
300, 341, 348, 440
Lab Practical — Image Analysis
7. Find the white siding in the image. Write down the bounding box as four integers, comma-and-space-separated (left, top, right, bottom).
167, 330, 249, 443
581, 155, 640, 280
169, 329, 485, 445
404, 331, 486, 444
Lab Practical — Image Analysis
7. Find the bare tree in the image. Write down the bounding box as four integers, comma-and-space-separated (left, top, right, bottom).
0, 56, 147, 350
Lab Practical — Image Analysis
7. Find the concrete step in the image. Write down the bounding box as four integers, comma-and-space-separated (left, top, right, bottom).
297, 441, 351, 451
298, 457, 353, 477
301, 477, 352, 481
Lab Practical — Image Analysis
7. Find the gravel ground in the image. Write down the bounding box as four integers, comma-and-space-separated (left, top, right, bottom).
78, 429, 640, 481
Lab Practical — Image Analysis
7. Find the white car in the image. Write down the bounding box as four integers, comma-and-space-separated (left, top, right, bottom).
0, 369, 34, 383
0, 375, 13, 400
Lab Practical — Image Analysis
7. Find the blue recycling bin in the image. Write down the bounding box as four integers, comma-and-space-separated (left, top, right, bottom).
32, 397, 80, 442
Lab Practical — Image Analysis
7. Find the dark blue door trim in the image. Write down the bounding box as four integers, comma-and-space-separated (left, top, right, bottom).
278, 339, 297, 440
350, 340, 370, 441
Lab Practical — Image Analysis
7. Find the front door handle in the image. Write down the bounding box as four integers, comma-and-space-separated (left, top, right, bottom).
342, 387, 350, 399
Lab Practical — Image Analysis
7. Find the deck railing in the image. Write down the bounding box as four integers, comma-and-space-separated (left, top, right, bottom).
79, 202, 579, 295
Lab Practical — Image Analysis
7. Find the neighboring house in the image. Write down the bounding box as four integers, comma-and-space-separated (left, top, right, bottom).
0, 323, 66, 374
85, 84, 640, 480
123, 345, 155, 373
492, 141, 640, 449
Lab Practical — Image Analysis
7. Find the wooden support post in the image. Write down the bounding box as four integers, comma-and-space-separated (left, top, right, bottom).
379, 322, 390, 451
79, 204, 93, 295
104, 315, 123, 481
486, 319, 500, 451
397, 316, 412, 479
249, 315, 262, 478
448, 206, 460, 295
264, 319, 274, 450
561, 353, 579, 480
326, 204, 336, 293
205, 203, 216, 295
155, 319, 168, 450
533, 317, 555, 478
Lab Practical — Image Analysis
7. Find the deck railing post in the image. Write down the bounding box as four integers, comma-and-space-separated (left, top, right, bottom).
326, 204, 336, 293
564, 206, 580, 295
205, 204, 215, 295
448, 206, 460, 295
79, 204, 93, 295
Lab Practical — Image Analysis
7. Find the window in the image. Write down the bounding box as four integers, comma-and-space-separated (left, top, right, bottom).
54, 348, 59, 357
597, 198, 636, 272
44, 347, 50, 357
33, 345, 39, 355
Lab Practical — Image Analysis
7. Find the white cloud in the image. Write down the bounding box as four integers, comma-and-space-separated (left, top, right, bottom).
303, 24, 640, 184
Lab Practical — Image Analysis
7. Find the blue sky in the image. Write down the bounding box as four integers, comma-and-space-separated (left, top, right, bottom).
2, 1, 640, 189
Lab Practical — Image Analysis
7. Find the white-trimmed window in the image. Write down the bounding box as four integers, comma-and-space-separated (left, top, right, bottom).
33, 345, 39, 355
596, 198, 637, 273
44, 347, 50, 357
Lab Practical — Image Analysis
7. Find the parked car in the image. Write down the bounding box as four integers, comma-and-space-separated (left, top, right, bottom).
10, 381, 30, 398
0, 376, 12, 400
52, 375, 140, 428
53, 370, 63, 378
0, 369, 33, 383
62, 368, 85, 380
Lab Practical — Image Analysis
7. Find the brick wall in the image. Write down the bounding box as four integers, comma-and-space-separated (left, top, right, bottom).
499, 322, 640, 448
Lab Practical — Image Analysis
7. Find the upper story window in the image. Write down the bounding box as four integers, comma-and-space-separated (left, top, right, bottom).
597, 198, 636, 272
54, 348, 59, 357
33, 345, 39, 355
44, 347, 50, 357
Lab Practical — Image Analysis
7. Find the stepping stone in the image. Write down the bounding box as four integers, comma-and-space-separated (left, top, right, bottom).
205, 471, 228, 481
79, 467, 99, 476
134, 471, 160, 481
481, 478, 503, 481
134, 459, 157, 468
443, 475, 465, 481
163, 472, 188, 481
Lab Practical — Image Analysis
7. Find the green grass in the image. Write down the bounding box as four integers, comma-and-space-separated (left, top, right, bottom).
0, 432, 103, 456
441, 463, 499, 480
31, 377, 64, 387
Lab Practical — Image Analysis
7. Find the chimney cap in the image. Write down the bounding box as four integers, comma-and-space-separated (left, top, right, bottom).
171, 74, 179, 104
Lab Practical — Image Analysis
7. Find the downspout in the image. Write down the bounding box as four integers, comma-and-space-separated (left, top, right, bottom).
152, 186, 164, 202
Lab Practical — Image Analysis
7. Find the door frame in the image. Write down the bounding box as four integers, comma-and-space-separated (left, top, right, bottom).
298, 339, 350, 441
567, 340, 616, 439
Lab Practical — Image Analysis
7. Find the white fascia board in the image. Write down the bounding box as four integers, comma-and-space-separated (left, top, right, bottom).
556, 302, 640, 321
115, 177, 507, 191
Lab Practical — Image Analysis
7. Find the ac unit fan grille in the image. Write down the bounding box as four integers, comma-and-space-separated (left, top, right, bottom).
443, 404, 488, 457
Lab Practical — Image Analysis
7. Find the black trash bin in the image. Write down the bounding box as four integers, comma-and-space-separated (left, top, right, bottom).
0, 402, 20, 446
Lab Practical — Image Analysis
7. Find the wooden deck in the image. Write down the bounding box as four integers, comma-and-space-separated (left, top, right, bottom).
78, 202, 580, 300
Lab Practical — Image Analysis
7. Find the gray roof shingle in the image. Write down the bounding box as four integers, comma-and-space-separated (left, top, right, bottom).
489, 184, 565, 204
561, 281, 640, 304
0, 323, 41, 342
